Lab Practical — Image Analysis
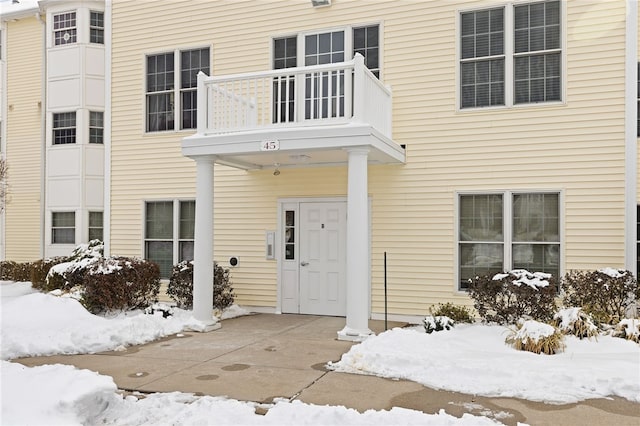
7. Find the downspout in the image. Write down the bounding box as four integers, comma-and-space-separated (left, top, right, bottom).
0, 21, 6, 260
36, 10, 46, 259
104, 0, 112, 257
625, 0, 638, 276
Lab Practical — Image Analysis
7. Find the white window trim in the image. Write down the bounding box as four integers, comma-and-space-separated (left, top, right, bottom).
454, 189, 564, 293
89, 110, 104, 144
52, 10, 77, 47
51, 211, 76, 245
89, 10, 105, 44
271, 21, 384, 80
88, 211, 104, 241
455, 1, 567, 112
142, 199, 196, 278
52, 111, 77, 145
142, 45, 212, 135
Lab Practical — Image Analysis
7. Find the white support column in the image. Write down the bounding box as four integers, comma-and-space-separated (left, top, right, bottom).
338, 147, 372, 341
193, 155, 220, 331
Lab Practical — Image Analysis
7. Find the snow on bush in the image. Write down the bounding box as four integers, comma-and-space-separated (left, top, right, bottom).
613, 318, 640, 343
468, 269, 557, 325
423, 316, 454, 334
505, 320, 565, 355
553, 307, 599, 340
561, 269, 638, 325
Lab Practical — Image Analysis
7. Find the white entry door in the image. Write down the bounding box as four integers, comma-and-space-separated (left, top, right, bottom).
299, 202, 347, 316
280, 201, 347, 316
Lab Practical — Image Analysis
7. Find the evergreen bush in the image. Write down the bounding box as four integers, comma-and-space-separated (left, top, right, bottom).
167, 260, 235, 311
429, 302, 474, 323
467, 270, 558, 325
561, 269, 638, 325
423, 315, 455, 333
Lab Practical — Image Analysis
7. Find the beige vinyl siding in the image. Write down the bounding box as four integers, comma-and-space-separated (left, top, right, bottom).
4, 17, 42, 262
111, 0, 628, 315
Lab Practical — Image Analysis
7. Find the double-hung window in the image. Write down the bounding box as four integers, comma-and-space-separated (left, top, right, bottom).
52, 212, 75, 244
146, 48, 210, 132
89, 111, 104, 144
144, 200, 195, 278
53, 112, 76, 145
88, 211, 103, 241
53, 11, 77, 46
460, 0, 561, 109
458, 192, 560, 290
90, 11, 104, 44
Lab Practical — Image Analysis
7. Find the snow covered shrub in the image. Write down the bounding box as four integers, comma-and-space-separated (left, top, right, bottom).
144, 302, 175, 318
0, 260, 32, 281
467, 270, 558, 325
561, 268, 639, 325
505, 320, 565, 355
68, 239, 104, 261
612, 318, 640, 343
29, 257, 68, 291
553, 307, 599, 340
429, 302, 474, 323
167, 260, 235, 311
53, 240, 106, 289
80, 257, 160, 313
423, 315, 454, 333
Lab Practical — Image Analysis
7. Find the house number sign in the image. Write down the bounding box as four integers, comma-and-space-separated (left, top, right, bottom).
261, 139, 280, 151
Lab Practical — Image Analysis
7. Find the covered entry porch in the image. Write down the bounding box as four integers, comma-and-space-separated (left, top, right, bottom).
181, 55, 404, 340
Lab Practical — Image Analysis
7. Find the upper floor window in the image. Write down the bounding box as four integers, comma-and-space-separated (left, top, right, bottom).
272, 25, 380, 123
53, 112, 76, 145
460, 0, 561, 109
90, 11, 105, 44
146, 48, 210, 132
53, 11, 77, 46
274, 25, 380, 76
353, 25, 380, 78
89, 111, 104, 144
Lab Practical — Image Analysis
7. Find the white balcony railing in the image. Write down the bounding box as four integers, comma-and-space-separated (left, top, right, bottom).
196, 54, 392, 138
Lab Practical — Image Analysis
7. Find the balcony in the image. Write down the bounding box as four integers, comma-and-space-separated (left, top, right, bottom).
182, 54, 405, 169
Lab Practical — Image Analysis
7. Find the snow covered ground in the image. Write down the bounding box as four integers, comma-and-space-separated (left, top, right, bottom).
1, 281, 639, 425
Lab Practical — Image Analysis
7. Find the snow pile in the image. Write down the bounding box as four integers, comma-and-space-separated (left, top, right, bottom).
0, 290, 212, 360
92, 393, 500, 426
2, 361, 501, 426
329, 325, 640, 404
1, 361, 117, 426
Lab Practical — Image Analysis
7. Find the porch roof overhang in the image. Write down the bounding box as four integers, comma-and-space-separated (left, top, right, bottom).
181, 123, 405, 170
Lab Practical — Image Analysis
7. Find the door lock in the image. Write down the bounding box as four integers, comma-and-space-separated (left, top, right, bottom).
300, 261, 309, 266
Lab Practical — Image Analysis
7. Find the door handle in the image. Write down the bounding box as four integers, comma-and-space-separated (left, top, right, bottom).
300, 261, 309, 267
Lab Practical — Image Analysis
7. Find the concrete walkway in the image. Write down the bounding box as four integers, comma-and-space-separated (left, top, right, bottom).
16, 313, 640, 425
